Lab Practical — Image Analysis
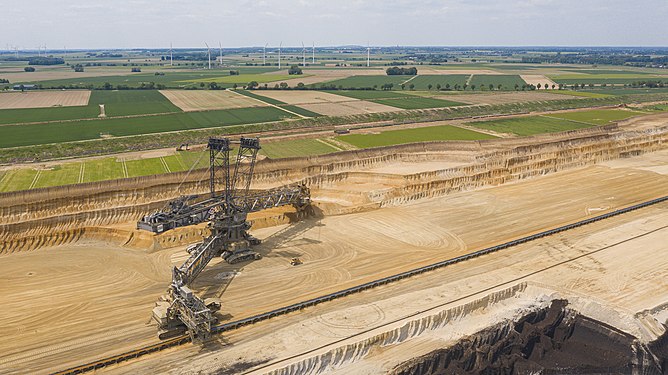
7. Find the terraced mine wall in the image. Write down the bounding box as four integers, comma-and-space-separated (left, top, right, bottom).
1, 124, 666, 254
261, 284, 667, 375
389, 304, 665, 375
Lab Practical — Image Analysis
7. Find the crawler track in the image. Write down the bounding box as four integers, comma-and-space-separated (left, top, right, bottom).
51, 196, 668, 375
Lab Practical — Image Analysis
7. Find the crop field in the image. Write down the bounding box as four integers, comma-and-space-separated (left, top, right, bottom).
90, 90, 181, 116
232, 90, 323, 116
337, 125, 495, 148
248, 90, 353, 105
545, 109, 645, 125
17, 68, 280, 89
33, 164, 81, 188
469, 75, 527, 90
260, 138, 340, 158
469, 116, 594, 136
0, 168, 38, 191
332, 90, 412, 100
280, 105, 322, 117
585, 88, 668, 96
0, 90, 181, 125
404, 75, 470, 90
159, 90, 265, 111
550, 76, 667, 85
549, 90, 613, 98
0, 90, 91, 109
298, 100, 399, 116
0, 106, 294, 148
0, 138, 344, 191
372, 96, 465, 110
181, 74, 293, 85
319, 75, 407, 89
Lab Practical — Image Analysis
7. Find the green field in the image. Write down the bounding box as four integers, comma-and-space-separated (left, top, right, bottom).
0, 169, 39, 191
0, 90, 181, 125
237, 89, 286, 105
18, 68, 280, 89
260, 138, 340, 158
333, 90, 412, 100
319, 75, 407, 89
469, 75, 527, 90
0, 138, 343, 192
550, 76, 667, 85
372, 96, 465, 110
562, 69, 654, 75
401, 75, 470, 90
182, 74, 293, 85
90, 90, 181, 116
337, 125, 495, 148
469, 116, 594, 136
33, 163, 81, 188
585, 88, 668, 96
0, 106, 294, 148
280, 105, 322, 117
545, 109, 645, 125
549, 90, 613, 98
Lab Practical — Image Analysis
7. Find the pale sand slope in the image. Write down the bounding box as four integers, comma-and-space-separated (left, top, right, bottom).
159, 90, 266, 111
1, 151, 666, 374
0, 90, 91, 109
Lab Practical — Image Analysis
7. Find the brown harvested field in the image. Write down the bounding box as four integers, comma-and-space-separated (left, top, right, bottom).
416, 68, 503, 75
432, 91, 579, 105
251, 90, 355, 105
277, 69, 386, 85
1, 67, 147, 83
0, 90, 91, 109
521, 74, 558, 88
159, 90, 266, 111
299, 100, 400, 116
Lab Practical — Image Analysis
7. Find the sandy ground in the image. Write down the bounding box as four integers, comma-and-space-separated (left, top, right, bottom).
521, 74, 558, 88
299, 100, 400, 116
250, 90, 357, 105
0, 148, 666, 374
434, 91, 577, 105
0, 90, 91, 109
108, 190, 668, 374
159, 90, 266, 111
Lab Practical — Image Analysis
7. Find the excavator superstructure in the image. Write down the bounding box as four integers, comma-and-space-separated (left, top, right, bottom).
142, 137, 310, 341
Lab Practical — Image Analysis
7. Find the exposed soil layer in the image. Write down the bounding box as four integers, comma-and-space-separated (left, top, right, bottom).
390, 300, 666, 375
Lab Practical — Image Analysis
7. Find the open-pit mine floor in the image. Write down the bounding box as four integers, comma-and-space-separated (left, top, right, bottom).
0, 146, 667, 374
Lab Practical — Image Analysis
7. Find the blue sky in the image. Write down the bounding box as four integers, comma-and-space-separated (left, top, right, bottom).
2, 0, 666, 49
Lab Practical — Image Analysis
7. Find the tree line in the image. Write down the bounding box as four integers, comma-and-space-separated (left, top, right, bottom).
386, 66, 418, 75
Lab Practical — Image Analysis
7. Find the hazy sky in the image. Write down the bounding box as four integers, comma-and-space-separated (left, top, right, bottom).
2, 0, 666, 49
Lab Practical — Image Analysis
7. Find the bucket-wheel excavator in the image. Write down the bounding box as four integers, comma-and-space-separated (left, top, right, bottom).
138, 137, 311, 341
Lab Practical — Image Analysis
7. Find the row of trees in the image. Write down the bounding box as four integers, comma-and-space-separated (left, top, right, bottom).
386, 66, 418, 75
28, 57, 64, 65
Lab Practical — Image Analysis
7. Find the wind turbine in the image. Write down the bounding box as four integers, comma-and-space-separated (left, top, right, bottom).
263, 43, 268, 66
366, 43, 370, 67
204, 42, 211, 69
170, 42, 173, 66
301, 42, 306, 66
278, 42, 282, 70
218, 42, 223, 66
312, 42, 315, 64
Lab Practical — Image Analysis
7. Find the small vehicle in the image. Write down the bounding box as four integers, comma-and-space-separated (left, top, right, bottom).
290, 257, 303, 266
